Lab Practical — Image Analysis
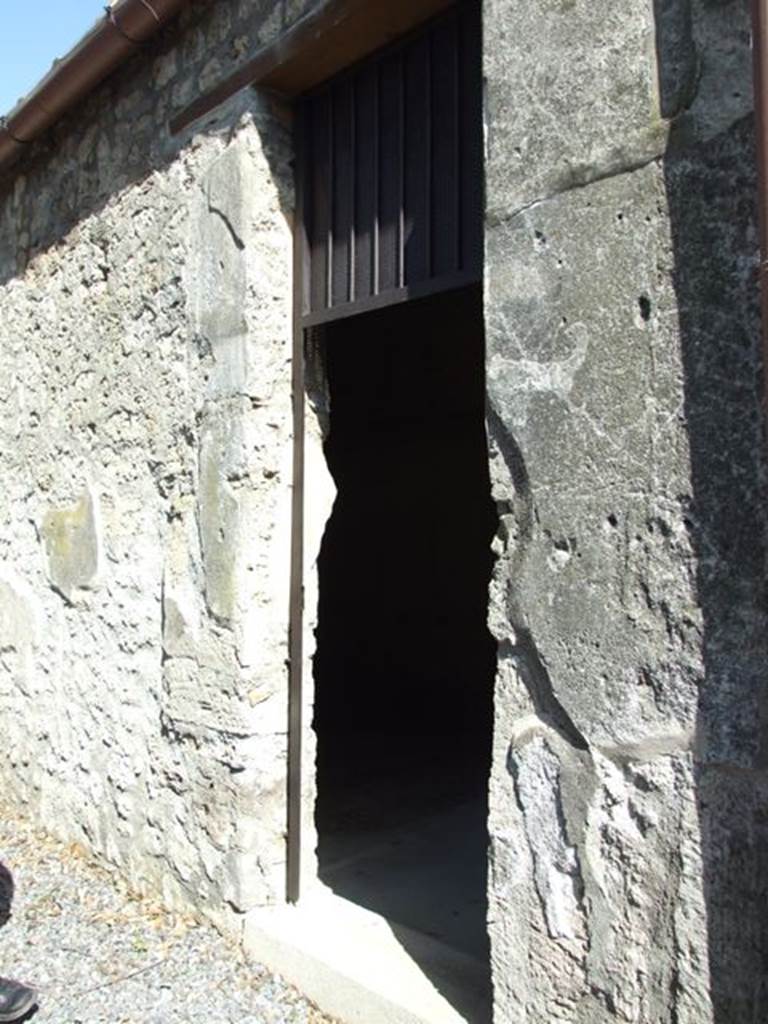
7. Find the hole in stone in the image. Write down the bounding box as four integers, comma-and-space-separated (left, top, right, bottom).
607, 513, 618, 528
638, 294, 652, 322
313, 285, 495, 1019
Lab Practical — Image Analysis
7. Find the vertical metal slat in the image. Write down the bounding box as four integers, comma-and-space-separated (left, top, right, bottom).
377, 53, 401, 293
326, 90, 334, 309
331, 81, 353, 307
349, 75, 357, 303
309, 92, 330, 314
425, 29, 432, 279
459, 1, 483, 278
300, 0, 481, 319
397, 51, 406, 289
456, 8, 465, 272
353, 64, 376, 302
430, 11, 460, 276
403, 34, 431, 285
373, 61, 380, 296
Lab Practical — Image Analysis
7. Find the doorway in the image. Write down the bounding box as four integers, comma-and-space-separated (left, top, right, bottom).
312, 284, 495, 1014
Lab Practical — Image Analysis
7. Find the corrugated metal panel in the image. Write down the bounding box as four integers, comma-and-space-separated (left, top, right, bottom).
297, 0, 481, 327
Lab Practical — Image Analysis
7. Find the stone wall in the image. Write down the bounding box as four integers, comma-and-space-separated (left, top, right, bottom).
1, 0, 766, 1018
0, 0, 307, 930
484, 1, 768, 1021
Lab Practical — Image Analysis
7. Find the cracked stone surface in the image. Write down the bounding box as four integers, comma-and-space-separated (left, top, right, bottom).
484, 0, 768, 1021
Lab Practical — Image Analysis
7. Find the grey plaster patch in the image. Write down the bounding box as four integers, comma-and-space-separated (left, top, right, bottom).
41, 486, 101, 602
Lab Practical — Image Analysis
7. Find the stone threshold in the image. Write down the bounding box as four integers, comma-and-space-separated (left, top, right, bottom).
243, 884, 489, 1024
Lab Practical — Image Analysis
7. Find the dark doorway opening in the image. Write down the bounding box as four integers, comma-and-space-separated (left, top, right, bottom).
312, 284, 495, 1018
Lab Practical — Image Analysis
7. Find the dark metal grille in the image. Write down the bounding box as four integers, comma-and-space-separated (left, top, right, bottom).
296, 0, 482, 327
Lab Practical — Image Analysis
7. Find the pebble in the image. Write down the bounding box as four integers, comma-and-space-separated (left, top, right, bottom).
0, 807, 335, 1024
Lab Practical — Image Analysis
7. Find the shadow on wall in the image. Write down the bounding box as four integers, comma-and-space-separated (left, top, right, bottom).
654, 2, 768, 1019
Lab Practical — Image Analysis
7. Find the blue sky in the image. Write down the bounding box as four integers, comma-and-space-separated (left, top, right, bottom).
0, 2, 104, 116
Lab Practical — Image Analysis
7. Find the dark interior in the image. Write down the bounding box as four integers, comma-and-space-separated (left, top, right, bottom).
312, 285, 496, 1010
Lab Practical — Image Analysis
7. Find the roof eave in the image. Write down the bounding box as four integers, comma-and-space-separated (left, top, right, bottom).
0, 0, 188, 180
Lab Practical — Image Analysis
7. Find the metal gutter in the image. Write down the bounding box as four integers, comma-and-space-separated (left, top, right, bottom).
752, 0, 768, 415
0, 0, 188, 178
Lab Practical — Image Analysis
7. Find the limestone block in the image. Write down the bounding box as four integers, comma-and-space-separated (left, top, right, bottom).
486, 161, 701, 754
484, 0, 754, 225
163, 659, 246, 736
486, 86, 766, 1024
162, 593, 197, 659
0, 574, 40, 695
196, 401, 243, 582
189, 142, 249, 385
483, 0, 664, 220
40, 486, 101, 602
160, 493, 206, 666
188, 132, 292, 404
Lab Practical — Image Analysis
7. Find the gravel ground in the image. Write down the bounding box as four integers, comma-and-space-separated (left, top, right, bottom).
0, 806, 335, 1024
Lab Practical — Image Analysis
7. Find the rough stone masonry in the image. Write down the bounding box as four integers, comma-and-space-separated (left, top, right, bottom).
0, 0, 302, 932
0, 1, 766, 1023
